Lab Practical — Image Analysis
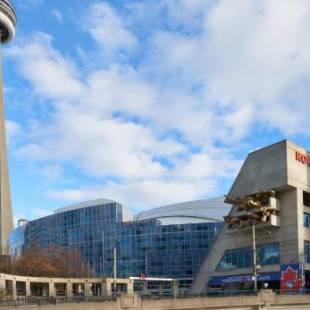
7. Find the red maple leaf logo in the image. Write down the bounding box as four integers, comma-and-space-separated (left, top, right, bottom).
280, 266, 301, 291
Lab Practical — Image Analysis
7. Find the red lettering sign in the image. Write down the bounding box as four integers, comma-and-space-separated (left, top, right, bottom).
296, 151, 310, 167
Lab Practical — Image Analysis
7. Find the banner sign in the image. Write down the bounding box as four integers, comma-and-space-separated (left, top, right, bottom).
280, 264, 302, 292
209, 264, 304, 289
209, 271, 280, 286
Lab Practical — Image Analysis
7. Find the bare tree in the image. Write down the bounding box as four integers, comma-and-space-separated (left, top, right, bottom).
3, 246, 93, 278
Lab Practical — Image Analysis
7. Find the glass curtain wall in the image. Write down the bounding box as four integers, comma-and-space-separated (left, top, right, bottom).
9, 202, 223, 279
216, 243, 280, 271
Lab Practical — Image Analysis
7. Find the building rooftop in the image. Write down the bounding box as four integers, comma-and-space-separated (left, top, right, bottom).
134, 196, 230, 225
54, 198, 119, 214
52, 196, 231, 225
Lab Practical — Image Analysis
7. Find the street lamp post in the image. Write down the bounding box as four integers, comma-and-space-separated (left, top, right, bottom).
145, 249, 148, 276
252, 224, 271, 292
101, 230, 105, 277
300, 253, 305, 291
113, 246, 117, 294
252, 224, 258, 293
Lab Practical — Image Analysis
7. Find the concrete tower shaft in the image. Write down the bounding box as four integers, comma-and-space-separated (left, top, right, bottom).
0, 0, 15, 255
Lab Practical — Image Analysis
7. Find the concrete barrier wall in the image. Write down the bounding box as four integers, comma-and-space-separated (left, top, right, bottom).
4, 302, 116, 310
3, 293, 310, 310
1, 301, 257, 310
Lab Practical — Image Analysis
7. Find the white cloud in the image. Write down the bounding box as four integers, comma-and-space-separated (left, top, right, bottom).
163, 0, 211, 27
51, 9, 63, 23
86, 2, 137, 55
7, 33, 83, 101
47, 178, 217, 210
173, 151, 242, 180
6, 120, 21, 144
38, 164, 63, 183
17, 0, 42, 10
11, 0, 310, 213
204, 0, 310, 102
141, 0, 310, 140
33, 208, 53, 218
16, 108, 186, 179
5, 2, 250, 212
86, 65, 157, 117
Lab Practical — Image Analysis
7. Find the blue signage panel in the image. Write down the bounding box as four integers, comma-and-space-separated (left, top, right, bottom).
209, 271, 281, 286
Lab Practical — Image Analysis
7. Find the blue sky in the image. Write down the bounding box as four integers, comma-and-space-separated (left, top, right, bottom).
4, 0, 310, 223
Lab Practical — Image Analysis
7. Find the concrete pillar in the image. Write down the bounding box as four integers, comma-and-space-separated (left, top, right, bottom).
66, 282, 72, 298
142, 282, 148, 295
172, 281, 178, 298
101, 283, 104, 296
26, 281, 31, 297
102, 282, 112, 297
0, 278, 5, 296
127, 280, 134, 295
258, 289, 275, 307
85, 282, 92, 297
0, 278, 5, 299
0, 278, 5, 290
12, 280, 17, 300
117, 294, 140, 310
102, 283, 107, 296
106, 283, 112, 297
49, 282, 56, 297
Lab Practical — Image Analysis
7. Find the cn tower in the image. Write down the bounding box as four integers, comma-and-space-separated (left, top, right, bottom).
0, 0, 16, 255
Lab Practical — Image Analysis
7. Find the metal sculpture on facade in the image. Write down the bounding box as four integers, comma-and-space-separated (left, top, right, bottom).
224, 190, 279, 229
224, 190, 280, 292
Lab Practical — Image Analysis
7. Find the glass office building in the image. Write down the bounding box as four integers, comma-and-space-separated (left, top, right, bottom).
8, 198, 230, 281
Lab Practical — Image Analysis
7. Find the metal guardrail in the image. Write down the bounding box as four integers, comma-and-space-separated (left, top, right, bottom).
0, 291, 258, 306
0, 295, 117, 307
138, 290, 258, 299
205, 289, 310, 297
205, 290, 257, 297
274, 289, 310, 295
139, 289, 310, 299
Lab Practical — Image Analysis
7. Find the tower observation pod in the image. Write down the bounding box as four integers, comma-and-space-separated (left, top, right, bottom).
0, 0, 16, 255
0, 0, 16, 44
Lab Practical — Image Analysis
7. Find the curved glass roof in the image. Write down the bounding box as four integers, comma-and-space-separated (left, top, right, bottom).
134, 196, 231, 224
54, 198, 119, 214
52, 196, 231, 225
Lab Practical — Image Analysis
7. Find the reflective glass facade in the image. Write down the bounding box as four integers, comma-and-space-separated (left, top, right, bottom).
216, 243, 280, 271
304, 213, 310, 228
8, 202, 223, 279
305, 241, 310, 264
